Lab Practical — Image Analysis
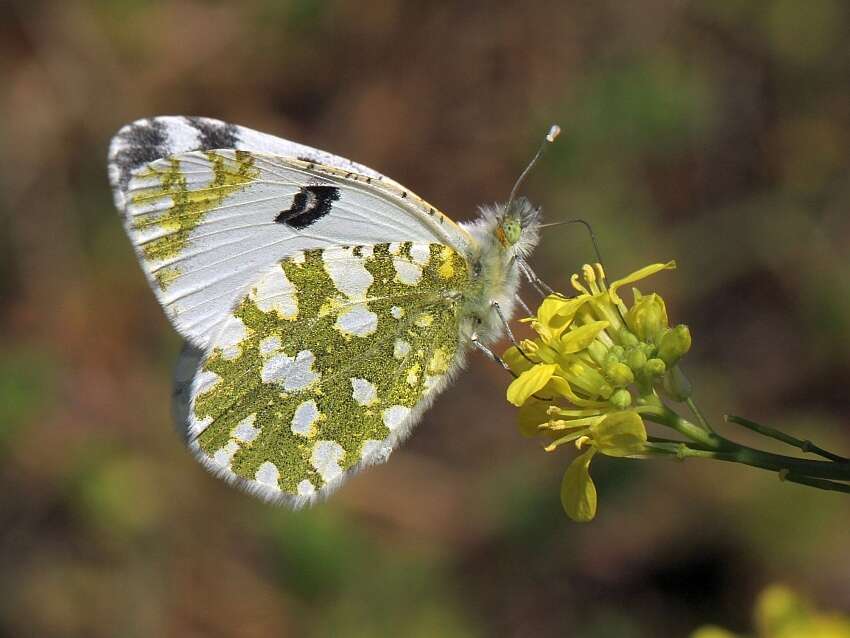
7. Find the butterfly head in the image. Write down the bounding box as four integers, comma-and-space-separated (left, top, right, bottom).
495, 196, 541, 258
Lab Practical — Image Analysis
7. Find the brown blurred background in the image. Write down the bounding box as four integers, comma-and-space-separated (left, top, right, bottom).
1, 1, 849, 636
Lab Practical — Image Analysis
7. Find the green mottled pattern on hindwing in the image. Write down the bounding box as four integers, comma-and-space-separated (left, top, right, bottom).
193, 242, 469, 495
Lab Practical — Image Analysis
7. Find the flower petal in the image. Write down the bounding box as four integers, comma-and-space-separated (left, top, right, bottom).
589, 411, 647, 457
559, 320, 609, 354
546, 376, 609, 408
506, 364, 557, 406
561, 448, 597, 522
536, 295, 590, 340
608, 261, 676, 306
517, 399, 551, 437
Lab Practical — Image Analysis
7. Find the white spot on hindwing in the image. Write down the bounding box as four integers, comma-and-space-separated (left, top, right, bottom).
350, 378, 377, 406
323, 247, 373, 300
335, 304, 378, 337
297, 479, 316, 496
255, 461, 280, 489
291, 399, 320, 437
259, 335, 281, 355
410, 243, 431, 266
393, 258, 422, 285
233, 414, 259, 442
252, 266, 298, 319
261, 350, 320, 391
391, 306, 404, 319
382, 405, 410, 431
393, 339, 411, 360
213, 440, 239, 467
311, 440, 345, 482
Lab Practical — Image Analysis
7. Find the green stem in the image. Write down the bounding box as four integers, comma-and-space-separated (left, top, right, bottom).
642, 404, 721, 449
645, 442, 850, 493
725, 414, 849, 463
642, 406, 850, 482
782, 473, 850, 494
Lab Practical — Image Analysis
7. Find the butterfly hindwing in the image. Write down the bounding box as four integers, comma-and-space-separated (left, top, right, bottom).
120, 147, 468, 345
185, 241, 470, 504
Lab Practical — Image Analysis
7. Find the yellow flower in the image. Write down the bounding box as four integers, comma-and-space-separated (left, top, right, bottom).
505, 260, 679, 422
504, 261, 688, 521
558, 411, 647, 522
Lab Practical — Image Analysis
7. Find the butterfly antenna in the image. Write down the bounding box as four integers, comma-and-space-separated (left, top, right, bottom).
538, 218, 605, 266
505, 124, 560, 212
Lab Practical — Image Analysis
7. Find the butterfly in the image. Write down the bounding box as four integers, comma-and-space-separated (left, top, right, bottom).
108, 116, 557, 506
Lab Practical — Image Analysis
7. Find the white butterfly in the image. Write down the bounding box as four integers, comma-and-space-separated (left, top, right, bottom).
108, 116, 555, 506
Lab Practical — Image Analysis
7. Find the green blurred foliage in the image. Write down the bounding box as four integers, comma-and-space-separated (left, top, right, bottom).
0, 346, 57, 454
1, 1, 849, 636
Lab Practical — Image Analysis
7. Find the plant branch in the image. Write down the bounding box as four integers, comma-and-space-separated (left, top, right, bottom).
724, 414, 849, 463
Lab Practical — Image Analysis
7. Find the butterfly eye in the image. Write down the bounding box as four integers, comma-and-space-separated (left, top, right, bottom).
473, 260, 483, 276
502, 218, 522, 245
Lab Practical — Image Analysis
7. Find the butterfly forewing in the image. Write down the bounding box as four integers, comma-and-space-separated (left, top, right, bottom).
187, 242, 470, 504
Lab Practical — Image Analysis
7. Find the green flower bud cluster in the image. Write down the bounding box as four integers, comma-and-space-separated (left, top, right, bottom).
583, 318, 692, 411
622, 291, 693, 401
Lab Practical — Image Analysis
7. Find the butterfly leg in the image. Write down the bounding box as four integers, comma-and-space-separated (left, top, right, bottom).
517, 260, 555, 297
491, 301, 535, 365
471, 334, 512, 372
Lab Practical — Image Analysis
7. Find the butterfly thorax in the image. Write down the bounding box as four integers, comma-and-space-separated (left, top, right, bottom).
459, 198, 541, 345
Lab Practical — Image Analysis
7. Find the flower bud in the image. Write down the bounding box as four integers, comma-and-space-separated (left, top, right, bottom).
639, 342, 656, 357
609, 388, 632, 409
657, 324, 691, 366
626, 293, 668, 343
586, 340, 608, 367
619, 329, 639, 348
626, 348, 647, 371
645, 357, 666, 377
605, 361, 634, 386
565, 361, 613, 399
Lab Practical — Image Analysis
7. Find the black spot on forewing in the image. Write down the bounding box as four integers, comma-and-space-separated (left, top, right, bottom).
275, 186, 340, 229
112, 118, 168, 191
185, 116, 238, 150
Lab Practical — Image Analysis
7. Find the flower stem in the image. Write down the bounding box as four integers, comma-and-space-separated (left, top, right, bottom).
641, 404, 722, 449
642, 406, 850, 484
724, 414, 849, 463
644, 441, 850, 492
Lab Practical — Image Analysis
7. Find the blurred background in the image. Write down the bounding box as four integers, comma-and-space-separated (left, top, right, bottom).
2, 1, 849, 636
